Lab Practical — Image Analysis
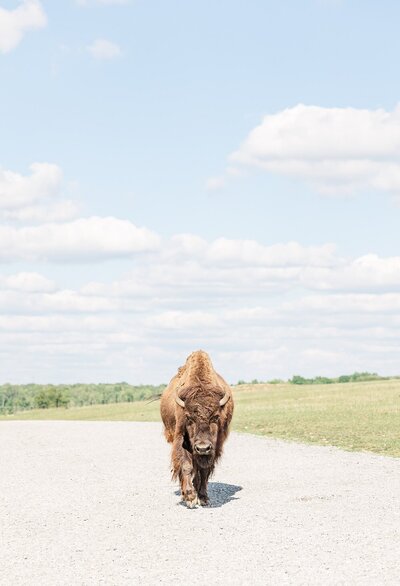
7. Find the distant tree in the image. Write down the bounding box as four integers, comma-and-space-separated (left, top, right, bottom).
338, 375, 351, 383
290, 375, 309, 385
34, 387, 69, 409
314, 376, 333, 384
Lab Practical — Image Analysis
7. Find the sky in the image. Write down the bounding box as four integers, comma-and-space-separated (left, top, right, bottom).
1, 0, 400, 384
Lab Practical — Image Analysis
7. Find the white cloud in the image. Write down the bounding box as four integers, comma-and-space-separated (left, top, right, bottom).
167, 234, 337, 267
0, 0, 46, 54
301, 254, 400, 291
1, 272, 55, 293
204, 238, 337, 267
0, 289, 119, 315
87, 38, 122, 60
0, 163, 79, 223
68, 240, 400, 381
80, 237, 335, 303
230, 104, 400, 197
2, 200, 80, 223
0, 315, 116, 333
1, 228, 400, 381
217, 347, 290, 374
81, 238, 400, 303
290, 293, 400, 315
145, 311, 219, 330
0, 216, 160, 262
0, 163, 62, 209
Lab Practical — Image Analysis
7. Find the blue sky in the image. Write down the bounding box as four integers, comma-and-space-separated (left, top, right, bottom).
1, 0, 400, 383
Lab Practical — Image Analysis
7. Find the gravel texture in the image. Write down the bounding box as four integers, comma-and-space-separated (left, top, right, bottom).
0, 421, 399, 585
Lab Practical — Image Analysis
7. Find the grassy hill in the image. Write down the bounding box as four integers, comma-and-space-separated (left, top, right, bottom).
2, 379, 399, 457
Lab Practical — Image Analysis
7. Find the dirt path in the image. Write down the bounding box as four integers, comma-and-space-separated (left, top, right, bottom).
0, 421, 399, 585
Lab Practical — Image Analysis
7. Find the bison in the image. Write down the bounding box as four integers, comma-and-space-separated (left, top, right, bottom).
160, 350, 234, 508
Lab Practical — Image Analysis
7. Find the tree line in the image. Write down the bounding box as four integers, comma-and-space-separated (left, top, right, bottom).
0, 383, 166, 415
237, 372, 392, 385
1, 372, 394, 415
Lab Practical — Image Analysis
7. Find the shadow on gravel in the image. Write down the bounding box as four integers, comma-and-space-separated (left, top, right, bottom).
208, 482, 242, 508
175, 482, 242, 509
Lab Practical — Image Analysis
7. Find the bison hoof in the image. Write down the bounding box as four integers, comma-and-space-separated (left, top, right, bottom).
185, 494, 201, 508
200, 497, 209, 507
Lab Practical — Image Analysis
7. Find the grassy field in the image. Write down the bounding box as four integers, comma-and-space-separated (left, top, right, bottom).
2, 380, 399, 457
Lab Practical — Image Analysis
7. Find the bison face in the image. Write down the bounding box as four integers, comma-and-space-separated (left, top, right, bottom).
184, 409, 220, 463
176, 387, 230, 466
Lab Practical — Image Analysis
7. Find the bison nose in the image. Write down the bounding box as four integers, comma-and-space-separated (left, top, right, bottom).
194, 442, 212, 455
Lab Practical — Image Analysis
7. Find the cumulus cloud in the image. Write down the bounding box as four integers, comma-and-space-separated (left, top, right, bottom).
0, 289, 119, 316
0, 314, 116, 333
79, 237, 336, 303
1, 229, 400, 382
289, 293, 400, 315
0, 0, 47, 54
230, 104, 400, 197
0, 162, 79, 223
72, 240, 400, 381
168, 234, 337, 266
0, 216, 160, 262
0, 272, 55, 293
87, 39, 122, 60
301, 254, 400, 292
82, 237, 400, 301
2, 200, 80, 223
145, 311, 219, 330
0, 163, 62, 209
205, 238, 337, 267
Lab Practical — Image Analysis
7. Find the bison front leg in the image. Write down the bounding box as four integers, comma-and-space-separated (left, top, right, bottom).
180, 456, 201, 509
195, 468, 211, 506
171, 436, 200, 508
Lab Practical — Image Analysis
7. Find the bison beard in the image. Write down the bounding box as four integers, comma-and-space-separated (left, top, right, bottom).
160, 350, 234, 508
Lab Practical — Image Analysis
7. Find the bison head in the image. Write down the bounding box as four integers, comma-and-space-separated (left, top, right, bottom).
176, 388, 230, 464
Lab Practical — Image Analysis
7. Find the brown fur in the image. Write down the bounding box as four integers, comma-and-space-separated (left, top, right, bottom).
160, 350, 234, 507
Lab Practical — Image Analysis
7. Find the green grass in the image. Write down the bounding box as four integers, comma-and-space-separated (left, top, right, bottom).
2, 380, 399, 457
232, 380, 400, 457
0, 401, 162, 422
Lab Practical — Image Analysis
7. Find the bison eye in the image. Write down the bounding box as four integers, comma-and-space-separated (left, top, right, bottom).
210, 415, 219, 423
186, 415, 194, 424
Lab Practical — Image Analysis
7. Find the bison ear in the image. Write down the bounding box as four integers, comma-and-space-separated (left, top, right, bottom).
219, 390, 230, 406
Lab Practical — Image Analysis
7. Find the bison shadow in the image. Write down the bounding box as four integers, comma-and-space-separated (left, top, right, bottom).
175, 482, 242, 509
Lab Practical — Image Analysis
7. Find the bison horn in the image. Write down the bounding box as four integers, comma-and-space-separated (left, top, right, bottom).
175, 393, 185, 408
219, 391, 230, 406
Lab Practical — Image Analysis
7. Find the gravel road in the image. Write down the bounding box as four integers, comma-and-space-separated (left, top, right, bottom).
0, 421, 399, 585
